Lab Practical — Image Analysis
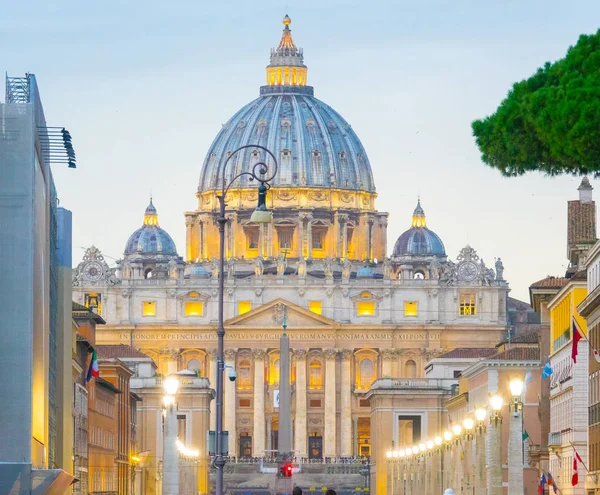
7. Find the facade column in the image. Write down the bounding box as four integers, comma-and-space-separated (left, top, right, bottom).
508, 408, 524, 495
323, 349, 338, 458
252, 350, 266, 457
196, 220, 203, 261
224, 349, 237, 457
379, 216, 388, 259
200, 215, 208, 260
306, 217, 313, 260
298, 215, 305, 259
185, 215, 194, 263
340, 349, 352, 456
367, 217, 374, 261
340, 215, 348, 259
266, 419, 272, 453
353, 417, 359, 456
454, 440, 463, 495
208, 349, 217, 431
488, 419, 503, 495
293, 350, 308, 458
333, 212, 341, 258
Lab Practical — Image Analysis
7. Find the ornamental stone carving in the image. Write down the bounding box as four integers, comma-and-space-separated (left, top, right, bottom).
381, 349, 397, 361
293, 349, 308, 360
339, 349, 353, 361
252, 349, 266, 360
255, 288, 264, 297
208, 349, 218, 360
160, 349, 180, 360
254, 257, 264, 277
272, 303, 286, 325
224, 349, 237, 360
323, 348, 338, 360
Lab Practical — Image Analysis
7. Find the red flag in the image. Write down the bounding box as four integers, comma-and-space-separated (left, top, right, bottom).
572, 458, 579, 486
572, 319, 582, 363
575, 448, 583, 463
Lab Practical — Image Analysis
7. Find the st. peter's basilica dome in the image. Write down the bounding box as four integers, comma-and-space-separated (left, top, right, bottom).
124, 199, 178, 257
198, 16, 375, 194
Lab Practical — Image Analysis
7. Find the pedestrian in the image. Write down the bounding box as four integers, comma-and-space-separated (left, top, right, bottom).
325, 490, 337, 495
292, 487, 302, 495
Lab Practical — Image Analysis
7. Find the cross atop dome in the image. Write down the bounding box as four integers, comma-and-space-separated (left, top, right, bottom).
265, 15, 309, 89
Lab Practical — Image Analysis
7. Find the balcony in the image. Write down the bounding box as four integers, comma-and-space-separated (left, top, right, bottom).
548, 429, 572, 447
370, 378, 457, 390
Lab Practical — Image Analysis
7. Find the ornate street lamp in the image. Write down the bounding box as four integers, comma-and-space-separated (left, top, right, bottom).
509, 379, 524, 413
213, 145, 278, 495
452, 424, 463, 445
463, 417, 475, 441
475, 407, 487, 434
490, 395, 504, 424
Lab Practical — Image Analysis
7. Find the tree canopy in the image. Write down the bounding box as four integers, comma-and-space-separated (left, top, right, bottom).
472, 29, 600, 177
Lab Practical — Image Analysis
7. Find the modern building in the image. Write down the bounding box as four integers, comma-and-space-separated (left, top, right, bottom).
72, 17, 512, 492
0, 73, 75, 492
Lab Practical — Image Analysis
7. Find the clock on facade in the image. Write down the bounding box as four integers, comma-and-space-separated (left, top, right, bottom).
83, 261, 103, 282
457, 261, 478, 281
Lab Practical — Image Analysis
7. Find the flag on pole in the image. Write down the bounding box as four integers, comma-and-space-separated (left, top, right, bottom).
542, 360, 553, 378
539, 472, 546, 495
572, 457, 579, 486
522, 430, 530, 442
594, 348, 600, 364
86, 348, 99, 382
524, 369, 534, 393
575, 448, 583, 463
572, 318, 583, 363
547, 472, 557, 493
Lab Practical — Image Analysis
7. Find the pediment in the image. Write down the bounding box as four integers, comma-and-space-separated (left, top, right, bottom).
226, 298, 339, 329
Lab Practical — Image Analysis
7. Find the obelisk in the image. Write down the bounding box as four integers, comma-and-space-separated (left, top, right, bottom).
278, 309, 292, 455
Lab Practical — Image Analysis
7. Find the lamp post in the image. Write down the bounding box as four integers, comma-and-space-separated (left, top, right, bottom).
489, 395, 504, 495
475, 408, 487, 495
213, 145, 278, 495
162, 375, 180, 495
508, 379, 524, 495
443, 431, 453, 490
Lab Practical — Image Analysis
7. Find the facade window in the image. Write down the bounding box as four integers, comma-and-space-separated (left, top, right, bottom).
459, 293, 477, 316
238, 360, 252, 389
310, 399, 322, 408
269, 358, 280, 385
405, 360, 417, 378
185, 301, 204, 316
309, 301, 323, 315
239, 399, 251, 407
278, 229, 293, 250
404, 301, 417, 317
359, 359, 374, 388
177, 414, 187, 442
238, 301, 251, 315
357, 301, 376, 316
142, 301, 156, 316
309, 359, 323, 389
312, 229, 325, 250
246, 228, 259, 250
85, 293, 102, 315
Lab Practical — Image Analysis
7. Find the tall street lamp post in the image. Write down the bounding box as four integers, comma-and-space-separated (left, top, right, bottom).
489, 394, 504, 495
508, 379, 525, 495
162, 375, 180, 495
475, 407, 487, 495
214, 145, 278, 495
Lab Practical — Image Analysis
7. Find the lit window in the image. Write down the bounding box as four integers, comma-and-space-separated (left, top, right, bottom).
404, 301, 418, 317
309, 301, 323, 315
85, 293, 102, 315
142, 301, 155, 316
357, 301, 375, 316
185, 301, 204, 316
238, 301, 251, 315
459, 293, 476, 316
309, 359, 323, 389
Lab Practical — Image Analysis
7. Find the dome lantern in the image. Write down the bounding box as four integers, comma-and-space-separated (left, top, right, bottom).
392, 199, 446, 259
124, 199, 179, 258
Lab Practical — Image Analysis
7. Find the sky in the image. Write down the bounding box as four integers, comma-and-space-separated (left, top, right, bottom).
3, 0, 600, 301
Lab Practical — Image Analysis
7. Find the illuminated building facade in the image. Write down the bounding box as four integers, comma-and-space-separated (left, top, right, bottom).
73, 17, 511, 492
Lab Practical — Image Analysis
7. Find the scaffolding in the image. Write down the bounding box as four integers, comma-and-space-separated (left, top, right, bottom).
5, 73, 31, 103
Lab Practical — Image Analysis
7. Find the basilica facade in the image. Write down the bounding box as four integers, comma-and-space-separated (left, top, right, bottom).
72, 15, 510, 487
